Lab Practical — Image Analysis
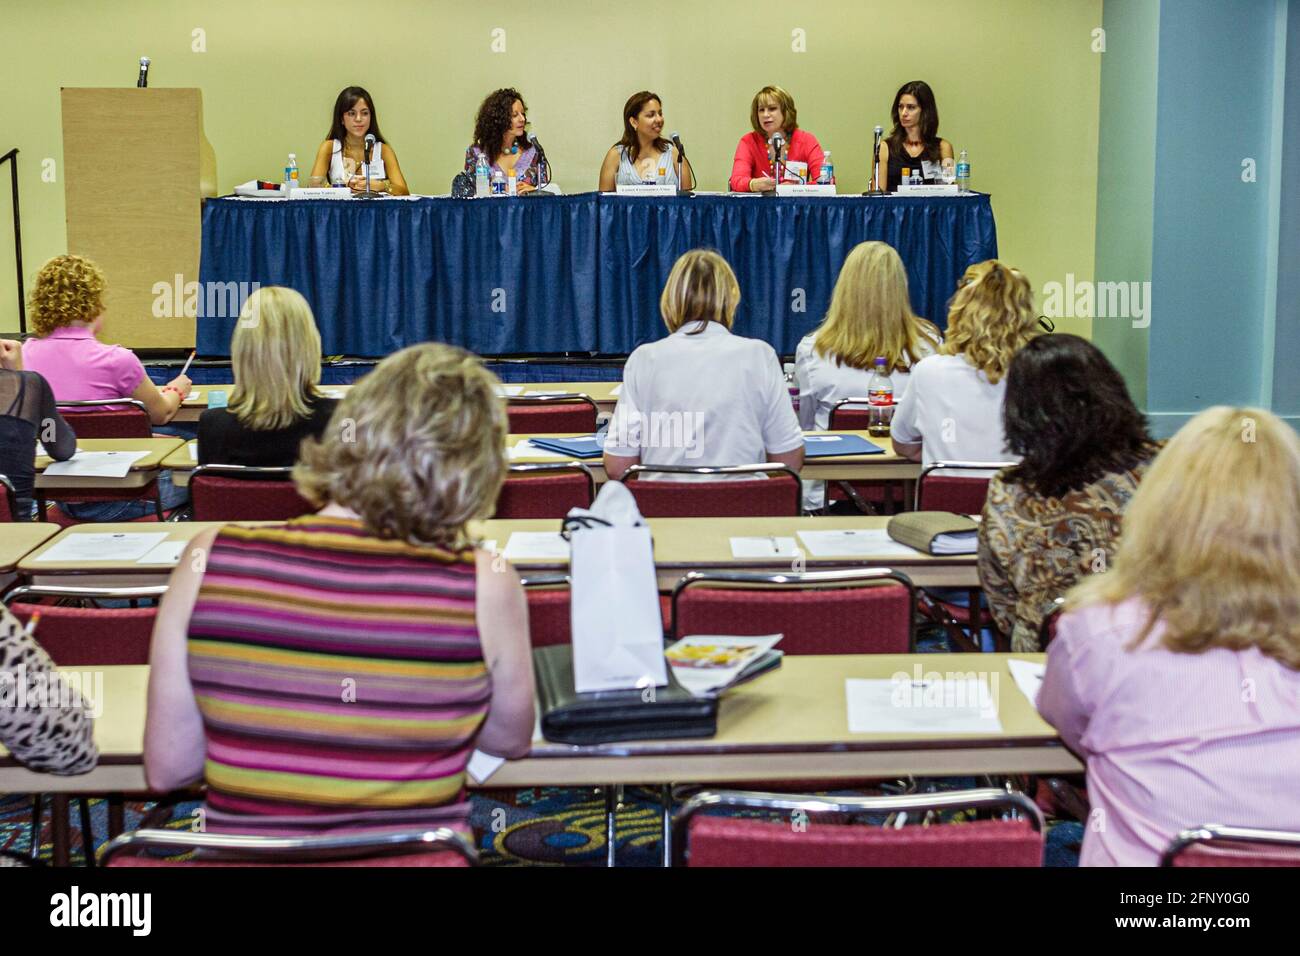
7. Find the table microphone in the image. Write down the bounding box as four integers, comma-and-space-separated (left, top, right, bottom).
524, 132, 553, 193
865, 125, 885, 196
359, 134, 378, 199
767, 132, 786, 194
671, 131, 694, 196
137, 56, 150, 88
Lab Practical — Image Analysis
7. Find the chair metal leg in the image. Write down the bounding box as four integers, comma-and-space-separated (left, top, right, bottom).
604, 786, 617, 868
660, 784, 673, 867
78, 798, 96, 867
30, 794, 44, 861
51, 795, 71, 867
107, 794, 125, 840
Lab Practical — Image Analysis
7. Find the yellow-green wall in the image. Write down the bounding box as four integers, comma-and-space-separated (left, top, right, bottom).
0, 0, 1099, 343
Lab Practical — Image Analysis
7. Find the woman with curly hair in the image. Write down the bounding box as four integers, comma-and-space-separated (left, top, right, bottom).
890, 259, 1038, 466
463, 88, 542, 194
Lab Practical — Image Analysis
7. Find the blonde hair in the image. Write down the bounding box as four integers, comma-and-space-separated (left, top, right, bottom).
1068, 406, 1300, 669
294, 343, 508, 550
750, 85, 797, 136
228, 287, 323, 431
812, 242, 941, 372
939, 260, 1038, 384
660, 249, 740, 335
28, 255, 106, 336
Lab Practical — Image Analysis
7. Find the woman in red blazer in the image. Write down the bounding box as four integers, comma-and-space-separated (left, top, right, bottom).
729, 85, 825, 192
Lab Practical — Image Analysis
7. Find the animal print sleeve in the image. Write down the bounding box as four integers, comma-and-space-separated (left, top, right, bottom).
0, 606, 98, 775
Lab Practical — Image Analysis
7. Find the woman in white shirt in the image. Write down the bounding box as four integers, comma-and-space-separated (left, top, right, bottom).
891, 260, 1039, 467
308, 86, 410, 195
603, 249, 804, 479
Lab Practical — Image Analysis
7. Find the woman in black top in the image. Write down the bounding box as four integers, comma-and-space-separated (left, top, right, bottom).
875, 80, 956, 193
0, 341, 76, 519
197, 287, 339, 469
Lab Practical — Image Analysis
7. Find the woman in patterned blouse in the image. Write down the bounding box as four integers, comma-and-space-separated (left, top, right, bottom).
978, 335, 1159, 652
463, 88, 543, 194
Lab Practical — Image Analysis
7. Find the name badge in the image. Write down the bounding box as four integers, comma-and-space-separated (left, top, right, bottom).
780, 160, 809, 184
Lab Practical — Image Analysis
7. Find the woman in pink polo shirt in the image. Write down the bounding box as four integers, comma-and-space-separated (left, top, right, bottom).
1039, 406, 1300, 865
729, 85, 824, 192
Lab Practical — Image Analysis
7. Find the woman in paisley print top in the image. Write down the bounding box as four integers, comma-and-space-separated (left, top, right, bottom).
979, 335, 1159, 652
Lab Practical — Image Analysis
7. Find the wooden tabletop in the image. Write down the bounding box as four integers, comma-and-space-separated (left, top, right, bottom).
0, 523, 61, 573
34, 437, 184, 490
0, 655, 1077, 794
174, 384, 352, 422
161, 441, 199, 483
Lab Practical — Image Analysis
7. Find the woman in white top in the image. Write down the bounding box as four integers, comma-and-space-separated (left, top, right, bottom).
309, 86, 410, 195
598, 91, 694, 191
603, 249, 804, 479
891, 260, 1038, 467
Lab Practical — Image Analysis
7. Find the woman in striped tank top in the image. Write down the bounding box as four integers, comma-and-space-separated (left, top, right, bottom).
144, 344, 535, 839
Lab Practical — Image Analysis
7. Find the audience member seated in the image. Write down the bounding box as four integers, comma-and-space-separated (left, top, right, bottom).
978, 335, 1159, 652
1039, 406, 1300, 866
145, 343, 535, 839
890, 259, 1038, 466
0, 340, 75, 520
602, 249, 804, 480
197, 287, 339, 467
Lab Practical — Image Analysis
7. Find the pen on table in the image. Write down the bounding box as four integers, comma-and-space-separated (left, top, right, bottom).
769, 536, 780, 553
22, 611, 41, 639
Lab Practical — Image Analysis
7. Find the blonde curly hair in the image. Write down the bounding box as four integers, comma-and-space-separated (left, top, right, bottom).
28, 255, 107, 336
939, 260, 1038, 384
293, 343, 508, 550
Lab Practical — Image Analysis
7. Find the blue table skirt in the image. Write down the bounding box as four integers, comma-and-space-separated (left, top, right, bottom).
198, 193, 997, 358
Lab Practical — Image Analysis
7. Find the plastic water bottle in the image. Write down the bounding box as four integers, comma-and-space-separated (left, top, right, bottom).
818, 151, 834, 185
783, 363, 800, 416
491, 168, 506, 197
910, 166, 923, 186
867, 357, 894, 436
956, 149, 970, 193
284, 153, 298, 188
475, 154, 490, 198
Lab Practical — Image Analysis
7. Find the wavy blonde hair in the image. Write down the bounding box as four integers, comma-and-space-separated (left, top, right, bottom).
28, 255, 106, 336
939, 260, 1038, 384
750, 85, 797, 136
294, 343, 508, 550
660, 249, 740, 335
812, 242, 940, 372
1067, 406, 1300, 669
228, 287, 323, 431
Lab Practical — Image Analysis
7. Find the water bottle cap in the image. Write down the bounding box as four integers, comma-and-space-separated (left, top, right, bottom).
874, 356, 887, 366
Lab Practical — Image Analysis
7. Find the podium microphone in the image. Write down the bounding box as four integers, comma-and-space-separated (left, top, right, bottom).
865, 124, 885, 196
137, 56, 150, 88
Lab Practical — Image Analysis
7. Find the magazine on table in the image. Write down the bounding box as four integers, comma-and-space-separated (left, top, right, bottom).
664, 634, 784, 697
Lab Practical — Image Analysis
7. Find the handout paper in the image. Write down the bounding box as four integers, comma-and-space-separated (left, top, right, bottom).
42, 450, 151, 479
797, 528, 922, 558
1007, 658, 1046, 708
136, 539, 190, 565
34, 532, 170, 564
729, 536, 799, 558
845, 677, 1003, 734
502, 532, 570, 560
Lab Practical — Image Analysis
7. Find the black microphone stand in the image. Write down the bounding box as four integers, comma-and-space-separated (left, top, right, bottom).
355, 141, 381, 200
864, 129, 885, 196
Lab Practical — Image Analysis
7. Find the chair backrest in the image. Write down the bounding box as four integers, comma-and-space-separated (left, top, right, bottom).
190, 465, 314, 521
622, 464, 802, 518
101, 826, 477, 867
915, 461, 1015, 513
494, 463, 594, 519
506, 395, 599, 434
521, 573, 572, 648
670, 569, 915, 654
0, 474, 16, 522
1161, 825, 1300, 867
828, 398, 873, 431
4, 585, 167, 665
1037, 598, 1066, 649
674, 788, 1044, 867
57, 399, 153, 439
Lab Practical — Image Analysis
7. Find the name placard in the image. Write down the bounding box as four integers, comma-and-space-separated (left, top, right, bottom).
775, 183, 838, 197
288, 187, 352, 200
614, 183, 678, 196
894, 183, 961, 197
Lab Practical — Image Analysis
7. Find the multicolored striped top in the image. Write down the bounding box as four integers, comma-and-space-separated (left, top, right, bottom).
187, 516, 489, 836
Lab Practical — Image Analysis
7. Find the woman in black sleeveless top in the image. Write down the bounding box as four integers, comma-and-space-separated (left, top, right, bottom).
875, 80, 955, 193
0, 341, 76, 519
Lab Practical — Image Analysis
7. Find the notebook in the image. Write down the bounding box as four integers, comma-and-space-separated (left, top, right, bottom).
802, 434, 885, 458
886, 512, 979, 555
525, 436, 604, 459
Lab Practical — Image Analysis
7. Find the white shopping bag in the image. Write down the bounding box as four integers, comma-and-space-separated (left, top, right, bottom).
567, 482, 668, 694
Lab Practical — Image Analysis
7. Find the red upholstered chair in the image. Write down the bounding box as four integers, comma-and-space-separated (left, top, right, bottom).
622, 464, 802, 518
521, 573, 573, 648
495, 463, 595, 519
914, 460, 1014, 513
101, 827, 477, 867
1161, 825, 1300, 867
0, 474, 16, 522
506, 395, 599, 434
56, 399, 153, 439
189, 465, 314, 521
670, 568, 915, 655
825, 399, 902, 514
4, 585, 165, 666
1037, 598, 1066, 649
672, 787, 1045, 867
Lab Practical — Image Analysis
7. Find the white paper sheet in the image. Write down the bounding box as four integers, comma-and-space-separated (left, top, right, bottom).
508, 439, 570, 461
466, 749, 507, 784
36, 443, 83, 459
729, 536, 799, 558
42, 450, 151, 479
188, 442, 198, 461
797, 528, 923, 558
502, 532, 570, 560
845, 678, 1003, 734
803, 435, 844, 443
1007, 658, 1046, 708
494, 385, 525, 397
480, 540, 498, 553
320, 388, 346, 398
609, 384, 622, 396
34, 531, 170, 564
136, 539, 189, 565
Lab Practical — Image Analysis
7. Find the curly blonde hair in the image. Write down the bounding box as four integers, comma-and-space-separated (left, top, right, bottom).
28, 255, 106, 336
294, 343, 508, 549
939, 260, 1038, 384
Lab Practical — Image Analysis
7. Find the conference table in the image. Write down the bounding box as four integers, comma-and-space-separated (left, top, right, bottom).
198, 193, 998, 357
0, 524, 60, 574
34, 438, 184, 492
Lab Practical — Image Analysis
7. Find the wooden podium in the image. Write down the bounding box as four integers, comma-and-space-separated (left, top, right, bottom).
61, 88, 217, 350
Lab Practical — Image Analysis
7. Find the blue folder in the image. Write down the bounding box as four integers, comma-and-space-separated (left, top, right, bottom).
526, 436, 604, 459
802, 434, 886, 458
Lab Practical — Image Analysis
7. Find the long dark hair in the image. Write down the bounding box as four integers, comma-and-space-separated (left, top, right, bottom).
473, 88, 526, 157
886, 80, 941, 162
1002, 334, 1159, 498
326, 86, 387, 144
616, 91, 670, 158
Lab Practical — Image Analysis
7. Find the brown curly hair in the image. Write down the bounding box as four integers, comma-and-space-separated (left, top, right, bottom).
473, 88, 526, 157
293, 343, 508, 550
28, 255, 107, 336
